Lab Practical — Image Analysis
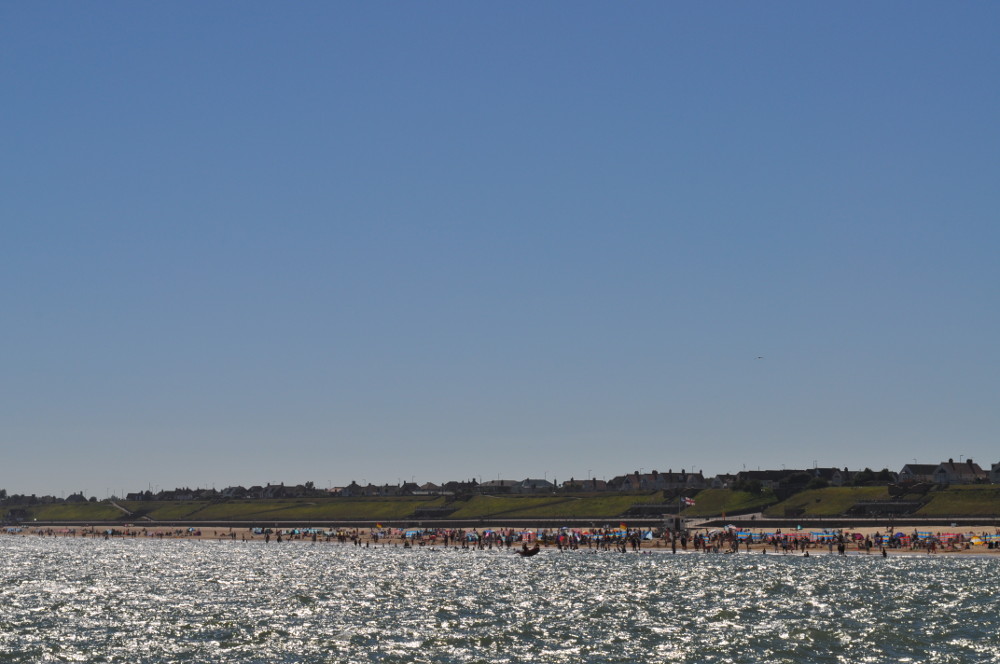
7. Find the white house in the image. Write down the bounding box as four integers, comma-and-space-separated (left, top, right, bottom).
932, 459, 987, 485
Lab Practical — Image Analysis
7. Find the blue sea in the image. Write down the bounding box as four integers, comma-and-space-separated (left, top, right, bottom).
2, 535, 998, 663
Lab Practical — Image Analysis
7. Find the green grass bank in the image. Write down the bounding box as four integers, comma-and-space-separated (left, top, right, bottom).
7, 486, 1000, 524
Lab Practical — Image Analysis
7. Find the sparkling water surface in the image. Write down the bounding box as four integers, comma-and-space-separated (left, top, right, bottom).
2, 536, 999, 663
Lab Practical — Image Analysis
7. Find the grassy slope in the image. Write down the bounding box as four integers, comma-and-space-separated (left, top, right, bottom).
763, 487, 890, 517
446, 495, 566, 519
122, 497, 447, 521
12, 487, 1000, 522
507, 493, 665, 519
18, 503, 125, 522
916, 485, 1000, 516
684, 489, 778, 517
457, 493, 664, 519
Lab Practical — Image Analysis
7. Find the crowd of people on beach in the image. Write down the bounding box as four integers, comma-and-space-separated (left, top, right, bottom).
662, 526, 1000, 555
6, 523, 1000, 556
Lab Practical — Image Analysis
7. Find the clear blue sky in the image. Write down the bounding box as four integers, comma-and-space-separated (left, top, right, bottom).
3, 3, 998, 497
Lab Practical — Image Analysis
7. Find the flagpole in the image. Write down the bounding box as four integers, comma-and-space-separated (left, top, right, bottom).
676, 493, 683, 532
677, 491, 682, 534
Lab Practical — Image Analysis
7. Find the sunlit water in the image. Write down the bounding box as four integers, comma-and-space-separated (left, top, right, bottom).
2, 536, 999, 663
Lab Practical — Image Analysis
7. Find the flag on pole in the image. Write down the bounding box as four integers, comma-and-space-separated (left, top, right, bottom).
681, 497, 696, 507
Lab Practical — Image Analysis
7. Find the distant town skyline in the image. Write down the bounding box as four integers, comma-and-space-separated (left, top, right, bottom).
3, 5, 998, 499
6, 456, 997, 502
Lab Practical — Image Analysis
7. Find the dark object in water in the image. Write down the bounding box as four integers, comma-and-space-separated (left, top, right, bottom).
516, 544, 541, 557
